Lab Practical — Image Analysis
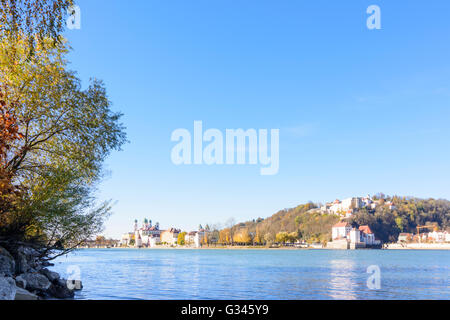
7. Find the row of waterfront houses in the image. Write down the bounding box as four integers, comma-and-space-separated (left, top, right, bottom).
328, 221, 450, 249
120, 219, 207, 248
398, 230, 450, 243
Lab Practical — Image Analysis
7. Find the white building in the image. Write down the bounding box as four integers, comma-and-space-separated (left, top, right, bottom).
357, 225, 379, 245
149, 235, 161, 247
322, 195, 395, 216
120, 232, 134, 246
386, 201, 396, 210
398, 233, 412, 242
326, 197, 364, 216
185, 230, 207, 248
195, 230, 207, 248
428, 231, 447, 243
362, 195, 373, 207
185, 232, 196, 245
160, 228, 181, 245
332, 222, 380, 247
332, 222, 352, 240
133, 218, 162, 248
349, 229, 361, 244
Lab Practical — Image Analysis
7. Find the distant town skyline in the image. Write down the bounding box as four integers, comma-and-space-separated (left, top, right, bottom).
64, 0, 450, 238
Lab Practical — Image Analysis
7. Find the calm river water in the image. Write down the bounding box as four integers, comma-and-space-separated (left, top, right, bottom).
50, 249, 450, 300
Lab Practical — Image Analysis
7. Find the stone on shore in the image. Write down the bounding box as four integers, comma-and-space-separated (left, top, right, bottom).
40, 268, 60, 283
41, 261, 54, 267
0, 246, 15, 277
0, 245, 78, 299
47, 278, 76, 299
15, 246, 40, 274
0, 276, 17, 300
17, 272, 51, 292
15, 276, 27, 289
15, 287, 39, 300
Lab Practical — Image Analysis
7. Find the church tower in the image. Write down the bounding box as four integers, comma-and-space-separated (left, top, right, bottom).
134, 219, 140, 247
143, 218, 148, 230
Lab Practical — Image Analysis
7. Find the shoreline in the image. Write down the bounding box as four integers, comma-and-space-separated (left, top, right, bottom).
78, 244, 450, 250
384, 243, 450, 250
0, 245, 81, 300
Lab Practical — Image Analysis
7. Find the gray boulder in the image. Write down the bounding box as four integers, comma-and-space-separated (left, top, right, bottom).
15, 287, 38, 300
17, 272, 51, 292
0, 277, 17, 300
40, 268, 60, 283
15, 276, 27, 289
48, 281, 75, 299
46, 278, 83, 299
0, 246, 15, 277
15, 246, 40, 274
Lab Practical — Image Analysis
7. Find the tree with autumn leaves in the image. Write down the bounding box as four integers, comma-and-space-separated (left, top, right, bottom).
0, 1, 126, 260
0, 92, 24, 237
1, 0, 73, 46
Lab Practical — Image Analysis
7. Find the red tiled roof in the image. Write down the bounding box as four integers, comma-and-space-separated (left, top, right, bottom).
359, 225, 373, 234
333, 221, 349, 228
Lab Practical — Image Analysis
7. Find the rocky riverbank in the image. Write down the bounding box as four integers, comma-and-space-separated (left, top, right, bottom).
0, 245, 82, 300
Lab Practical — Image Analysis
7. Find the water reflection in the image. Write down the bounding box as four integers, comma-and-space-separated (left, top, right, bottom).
328, 259, 358, 300
52, 249, 450, 300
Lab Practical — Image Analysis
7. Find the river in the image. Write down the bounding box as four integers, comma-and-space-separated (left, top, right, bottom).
50, 248, 450, 300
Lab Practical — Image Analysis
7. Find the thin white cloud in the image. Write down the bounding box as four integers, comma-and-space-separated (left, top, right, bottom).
283, 123, 318, 138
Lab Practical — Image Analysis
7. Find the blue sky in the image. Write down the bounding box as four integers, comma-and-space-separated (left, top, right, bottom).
64, 0, 450, 238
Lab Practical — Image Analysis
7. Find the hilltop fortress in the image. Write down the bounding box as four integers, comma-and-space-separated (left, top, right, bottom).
320, 195, 395, 218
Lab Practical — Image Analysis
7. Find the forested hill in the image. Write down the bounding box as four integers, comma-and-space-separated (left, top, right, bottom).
226, 196, 450, 244
349, 196, 450, 242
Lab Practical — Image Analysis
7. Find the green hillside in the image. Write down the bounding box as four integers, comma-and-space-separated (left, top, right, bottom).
221, 195, 450, 245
